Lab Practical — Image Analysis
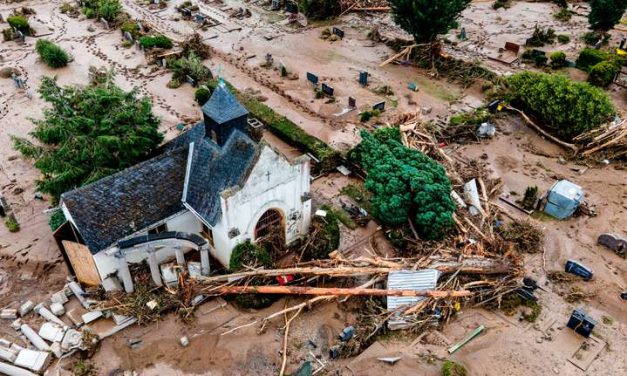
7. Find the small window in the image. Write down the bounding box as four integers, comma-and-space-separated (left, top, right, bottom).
148, 223, 167, 234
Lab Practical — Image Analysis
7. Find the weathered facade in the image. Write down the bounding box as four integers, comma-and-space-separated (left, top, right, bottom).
55, 82, 312, 291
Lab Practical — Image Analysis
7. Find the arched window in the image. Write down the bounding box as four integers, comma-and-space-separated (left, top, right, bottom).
254, 209, 283, 239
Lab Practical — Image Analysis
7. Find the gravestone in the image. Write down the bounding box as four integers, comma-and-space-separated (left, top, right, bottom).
26, 89, 34, 99
194, 13, 206, 23
15, 30, 25, 43
306, 72, 319, 85
332, 27, 344, 39
458, 27, 467, 41
182, 8, 192, 18
185, 75, 196, 86
359, 71, 368, 86
161, 58, 167, 68
101, 18, 109, 29
271, 0, 281, 10
348, 96, 356, 109
321, 83, 334, 96
265, 53, 273, 66
286, 1, 298, 14
620, 37, 626, 50
123, 31, 133, 42
373, 101, 385, 112
137, 22, 144, 33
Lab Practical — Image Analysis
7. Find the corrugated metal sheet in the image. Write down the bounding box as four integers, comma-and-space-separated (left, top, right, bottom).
387, 269, 440, 330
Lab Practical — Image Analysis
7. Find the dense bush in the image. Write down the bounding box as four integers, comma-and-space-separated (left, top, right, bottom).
36, 39, 69, 68
81, 0, 121, 22
194, 87, 211, 105
350, 128, 455, 240
549, 51, 567, 69
49, 209, 67, 231
576, 48, 611, 71
7, 15, 31, 35
588, 61, 619, 87
526, 26, 556, 47
229, 240, 272, 271
5, 217, 20, 233
507, 71, 615, 140
557, 34, 570, 44
139, 35, 173, 49
120, 21, 140, 38
171, 52, 212, 84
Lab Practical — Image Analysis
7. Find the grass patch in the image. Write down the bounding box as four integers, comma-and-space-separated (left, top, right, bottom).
414, 76, 459, 103
499, 292, 542, 322
340, 184, 372, 213
326, 205, 357, 230
5, 217, 20, 232
442, 360, 467, 376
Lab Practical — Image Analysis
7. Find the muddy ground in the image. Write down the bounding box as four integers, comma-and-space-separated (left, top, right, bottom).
0, 0, 625, 375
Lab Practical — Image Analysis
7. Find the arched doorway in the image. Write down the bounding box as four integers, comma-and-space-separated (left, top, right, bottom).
254, 208, 284, 240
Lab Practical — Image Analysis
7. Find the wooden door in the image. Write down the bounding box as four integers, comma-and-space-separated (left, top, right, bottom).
62, 240, 102, 286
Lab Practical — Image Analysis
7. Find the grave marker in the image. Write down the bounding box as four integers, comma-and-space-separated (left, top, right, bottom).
332, 27, 344, 39
123, 31, 133, 42
373, 101, 385, 112
306, 72, 319, 85
359, 71, 368, 86
185, 75, 196, 87
16, 31, 25, 43
321, 83, 334, 96
100, 18, 109, 29
348, 96, 356, 109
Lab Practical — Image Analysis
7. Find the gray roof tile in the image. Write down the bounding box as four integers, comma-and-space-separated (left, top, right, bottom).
201, 83, 248, 124
61, 146, 190, 254
184, 130, 258, 226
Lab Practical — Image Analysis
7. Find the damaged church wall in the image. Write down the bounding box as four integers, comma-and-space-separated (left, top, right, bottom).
89, 210, 203, 290
209, 145, 312, 266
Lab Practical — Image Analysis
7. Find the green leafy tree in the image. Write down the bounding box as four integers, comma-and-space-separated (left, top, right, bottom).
12, 75, 163, 198
352, 128, 455, 240
389, 0, 471, 44
588, 0, 627, 32
36, 39, 69, 68
171, 52, 213, 84
587, 61, 619, 87
507, 71, 615, 140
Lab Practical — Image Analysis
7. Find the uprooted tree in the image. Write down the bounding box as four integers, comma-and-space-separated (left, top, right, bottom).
351, 128, 456, 240
12, 74, 163, 199
506, 71, 616, 141
389, 0, 471, 53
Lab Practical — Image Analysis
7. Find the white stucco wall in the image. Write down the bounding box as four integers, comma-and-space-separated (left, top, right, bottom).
208, 145, 312, 266
91, 210, 204, 290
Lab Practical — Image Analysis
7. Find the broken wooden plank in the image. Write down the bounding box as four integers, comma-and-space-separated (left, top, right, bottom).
212, 285, 473, 298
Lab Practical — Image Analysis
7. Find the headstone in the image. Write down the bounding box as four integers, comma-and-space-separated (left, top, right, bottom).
185, 75, 196, 87
161, 58, 167, 67
359, 71, 368, 86
194, 13, 206, 23
182, 8, 192, 18
373, 101, 385, 112
286, 1, 298, 14
100, 18, 109, 29
137, 21, 144, 33
271, 0, 280, 10
620, 37, 626, 50
306, 72, 319, 85
265, 53, 273, 66
332, 27, 344, 39
458, 27, 467, 41
123, 31, 133, 42
348, 96, 356, 108
16, 30, 25, 43
321, 83, 334, 96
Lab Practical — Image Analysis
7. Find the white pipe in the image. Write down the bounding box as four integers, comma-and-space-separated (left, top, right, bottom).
67, 282, 91, 309
0, 361, 38, 376
19, 325, 50, 352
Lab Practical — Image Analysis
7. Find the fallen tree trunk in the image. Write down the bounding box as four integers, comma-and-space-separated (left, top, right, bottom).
212, 285, 473, 298
197, 258, 513, 285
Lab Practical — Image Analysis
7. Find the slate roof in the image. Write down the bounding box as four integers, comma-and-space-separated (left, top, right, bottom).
201, 82, 248, 124
61, 146, 190, 254
184, 129, 258, 226
159, 123, 206, 153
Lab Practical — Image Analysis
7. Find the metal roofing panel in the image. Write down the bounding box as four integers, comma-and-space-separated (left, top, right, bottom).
387, 269, 440, 330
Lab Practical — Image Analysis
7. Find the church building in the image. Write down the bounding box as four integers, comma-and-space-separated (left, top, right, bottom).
53, 82, 312, 292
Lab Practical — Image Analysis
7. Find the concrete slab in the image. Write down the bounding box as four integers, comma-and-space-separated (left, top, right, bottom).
14, 349, 52, 373
38, 323, 65, 343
